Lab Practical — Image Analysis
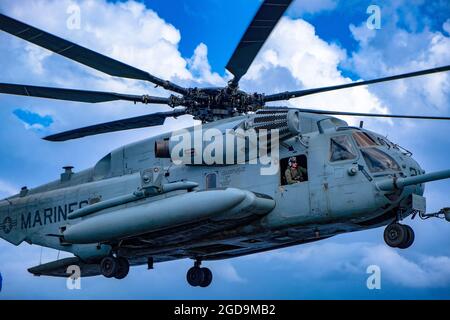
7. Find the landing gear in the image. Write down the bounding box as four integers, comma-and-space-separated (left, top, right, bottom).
100, 256, 130, 279
100, 256, 118, 278
384, 223, 415, 249
114, 257, 130, 279
398, 225, 415, 249
200, 268, 213, 288
186, 261, 213, 287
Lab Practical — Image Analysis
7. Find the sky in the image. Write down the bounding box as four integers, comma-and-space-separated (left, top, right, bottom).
0, 0, 450, 299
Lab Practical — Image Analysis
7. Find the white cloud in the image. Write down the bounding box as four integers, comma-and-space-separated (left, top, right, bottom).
188, 43, 226, 86
22, 123, 46, 131
349, 23, 377, 47
362, 245, 450, 288
257, 242, 450, 288
348, 9, 450, 115
1, 0, 191, 82
215, 262, 247, 283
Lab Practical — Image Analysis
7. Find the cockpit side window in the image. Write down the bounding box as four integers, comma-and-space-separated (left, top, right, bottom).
353, 132, 377, 147
361, 148, 401, 173
330, 135, 357, 162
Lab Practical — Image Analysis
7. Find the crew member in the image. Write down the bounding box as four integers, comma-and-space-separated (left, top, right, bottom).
285, 157, 307, 184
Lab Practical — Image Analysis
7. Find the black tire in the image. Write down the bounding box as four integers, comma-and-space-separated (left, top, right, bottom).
398, 225, 415, 249
114, 257, 130, 280
186, 267, 204, 287
199, 268, 213, 288
383, 223, 408, 248
100, 256, 118, 278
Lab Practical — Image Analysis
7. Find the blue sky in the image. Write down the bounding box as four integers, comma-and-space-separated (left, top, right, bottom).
0, 0, 450, 299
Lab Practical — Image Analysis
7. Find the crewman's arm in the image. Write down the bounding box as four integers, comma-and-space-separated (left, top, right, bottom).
296, 167, 307, 182
300, 167, 307, 176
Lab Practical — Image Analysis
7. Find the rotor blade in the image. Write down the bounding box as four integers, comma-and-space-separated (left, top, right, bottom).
295, 108, 450, 120
226, 0, 293, 84
0, 13, 187, 95
0, 83, 171, 104
264, 65, 450, 102
44, 109, 187, 142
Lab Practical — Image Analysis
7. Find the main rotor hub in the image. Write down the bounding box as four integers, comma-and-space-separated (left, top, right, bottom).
174, 86, 265, 122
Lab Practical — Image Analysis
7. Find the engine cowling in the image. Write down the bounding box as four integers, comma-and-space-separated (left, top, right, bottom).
155, 108, 302, 165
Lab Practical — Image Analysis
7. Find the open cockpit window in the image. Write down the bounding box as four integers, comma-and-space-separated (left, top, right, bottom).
330, 135, 357, 162
361, 148, 401, 173
280, 155, 308, 186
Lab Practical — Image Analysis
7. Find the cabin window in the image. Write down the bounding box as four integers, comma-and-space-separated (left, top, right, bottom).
353, 132, 377, 147
361, 148, 401, 173
330, 135, 357, 162
280, 155, 308, 186
205, 173, 217, 189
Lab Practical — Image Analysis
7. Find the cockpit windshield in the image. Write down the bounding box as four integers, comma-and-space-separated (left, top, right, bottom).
353, 132, 377, 147
361, 148, 401, 173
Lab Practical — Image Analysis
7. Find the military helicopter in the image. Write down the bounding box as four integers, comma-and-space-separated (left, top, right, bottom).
1, 0, 450, 288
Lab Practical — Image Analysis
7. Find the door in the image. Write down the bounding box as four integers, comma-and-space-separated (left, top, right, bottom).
276, 155, 310, 219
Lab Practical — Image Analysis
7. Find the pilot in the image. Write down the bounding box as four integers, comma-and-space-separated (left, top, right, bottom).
285, 157, 307, 185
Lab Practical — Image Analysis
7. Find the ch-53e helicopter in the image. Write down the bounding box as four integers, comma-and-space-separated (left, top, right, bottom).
1, 0, 450, 288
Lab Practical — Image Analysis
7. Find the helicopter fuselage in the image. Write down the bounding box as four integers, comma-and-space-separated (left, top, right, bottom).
0, 111, 427, 268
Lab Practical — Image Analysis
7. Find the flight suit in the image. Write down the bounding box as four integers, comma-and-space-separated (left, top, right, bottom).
285, 166, 307, 184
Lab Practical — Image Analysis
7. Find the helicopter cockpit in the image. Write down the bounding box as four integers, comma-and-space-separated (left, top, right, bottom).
352, 131, 403, 173
360, 147, 401, 173
329, 128, 414, 177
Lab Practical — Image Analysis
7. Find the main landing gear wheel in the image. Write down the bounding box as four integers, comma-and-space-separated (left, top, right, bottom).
199, 268, 213, 288
186, 263, 213, 288
398, 225, 415, 249
100, 256, 130, 279
384, 223, 415, 249
100, 256, 119, 278
114, 257, 130, 279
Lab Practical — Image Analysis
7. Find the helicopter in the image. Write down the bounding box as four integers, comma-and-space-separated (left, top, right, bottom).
1, 0, 450, 288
